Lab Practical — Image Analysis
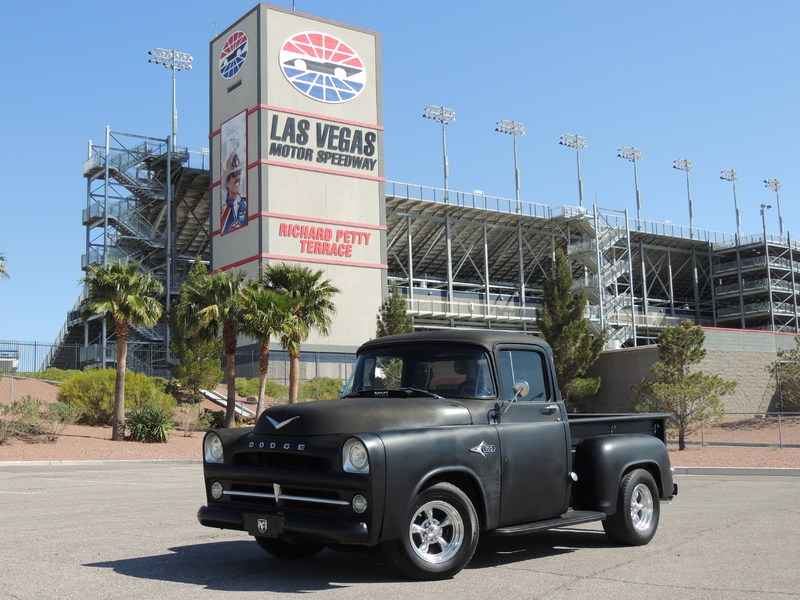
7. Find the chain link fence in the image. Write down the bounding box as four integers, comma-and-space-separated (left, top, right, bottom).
0, 340, 356, 402
680, 413, 800, 449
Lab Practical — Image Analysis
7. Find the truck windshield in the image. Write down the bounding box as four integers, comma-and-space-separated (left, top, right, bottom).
342, 344, 495, 399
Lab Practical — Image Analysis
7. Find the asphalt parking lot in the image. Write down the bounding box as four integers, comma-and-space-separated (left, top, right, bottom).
1, 462, 798, 600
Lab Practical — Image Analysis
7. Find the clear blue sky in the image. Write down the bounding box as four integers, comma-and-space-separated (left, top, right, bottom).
2, 0, 798, 344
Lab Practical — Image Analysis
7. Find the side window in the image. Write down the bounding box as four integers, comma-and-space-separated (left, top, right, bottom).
496, 350, 549, 402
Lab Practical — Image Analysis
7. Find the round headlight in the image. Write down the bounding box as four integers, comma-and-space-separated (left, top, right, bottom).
343, 438, 369, 473
204, 433, 224, 463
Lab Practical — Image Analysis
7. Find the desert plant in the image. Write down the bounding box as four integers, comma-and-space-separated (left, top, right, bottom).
201, 409, 226, 429
127, 405, 175, 443
0, 397, 81, 444
58, 369, 176, 426
175, 403, 211, 436
41, 402, 83, 442
236, 377, 289, 401
0, 400, 37, 443
299, 377, 344, 401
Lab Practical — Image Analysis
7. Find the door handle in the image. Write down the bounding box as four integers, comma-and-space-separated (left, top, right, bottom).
541, 404, 558, 415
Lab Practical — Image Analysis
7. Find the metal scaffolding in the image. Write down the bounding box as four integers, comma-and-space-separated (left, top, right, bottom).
45, 129, 211, 375
383, 182, 778, 349
44, 166, 800, 374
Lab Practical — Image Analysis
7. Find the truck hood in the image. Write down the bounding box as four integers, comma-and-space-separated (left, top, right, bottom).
254, 397, 472, 436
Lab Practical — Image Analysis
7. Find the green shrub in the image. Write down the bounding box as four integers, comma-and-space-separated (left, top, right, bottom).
58, 369, 176, 425
200, 409, 225, 429
299, 377, 344, 401
127, 405, 174, 443
236, 377, 289, 400
16, 368, 82, 383
235, 377, 260, 398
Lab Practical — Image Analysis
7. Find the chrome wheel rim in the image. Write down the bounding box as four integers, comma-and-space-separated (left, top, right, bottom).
408, 500, 464, 564
630, 483, 654, 532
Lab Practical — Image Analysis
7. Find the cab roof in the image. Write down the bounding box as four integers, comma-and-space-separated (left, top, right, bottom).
357, 329, 552, 354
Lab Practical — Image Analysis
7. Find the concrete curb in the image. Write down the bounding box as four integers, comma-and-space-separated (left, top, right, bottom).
0, 459, 200, 468
673, 466, 800, 477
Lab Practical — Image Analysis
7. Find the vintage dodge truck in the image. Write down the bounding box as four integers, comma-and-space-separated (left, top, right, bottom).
198, 330, 677, 580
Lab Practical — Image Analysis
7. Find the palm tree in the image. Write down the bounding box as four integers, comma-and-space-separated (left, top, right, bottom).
262, 263, 340, 403
0, 253, 9, 279
82, 261, 164, 441
174, 269, 247, 426
239, 281, 300, 417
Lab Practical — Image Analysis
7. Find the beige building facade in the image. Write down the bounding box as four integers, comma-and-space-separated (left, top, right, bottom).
210, 5, 385, 352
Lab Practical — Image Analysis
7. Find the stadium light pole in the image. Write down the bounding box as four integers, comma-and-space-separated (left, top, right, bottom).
148, 47, 193, 361
761, 203, 775, 331
673, 158, 694, 237
764, 179, 784, 237
618, 147, 643, 228
496, 120, 525, 213
423, 105, 456, 203
560, 134, 587, 207
720, 169, 741, 243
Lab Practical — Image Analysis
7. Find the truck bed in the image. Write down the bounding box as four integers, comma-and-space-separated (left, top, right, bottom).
567, 413, 670, 447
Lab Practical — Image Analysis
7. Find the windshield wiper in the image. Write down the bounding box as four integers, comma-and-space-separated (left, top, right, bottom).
398, 387, 443, 398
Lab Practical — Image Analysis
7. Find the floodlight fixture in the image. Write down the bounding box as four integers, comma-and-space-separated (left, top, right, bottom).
673, 158, 694, 236
560, 134, 587, 206
146, 45, 193, 356
423, 105, 456, 125
423, 105, 456, 202
720, 169, 741, 241
618, 147, 643, 225
147, 47, 194, 142
764, 179, 784, 237
496, 120, 525, 213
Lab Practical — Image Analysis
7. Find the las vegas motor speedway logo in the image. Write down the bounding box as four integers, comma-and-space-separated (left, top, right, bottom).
219, 31, 248, 79
279, 32, 365, 104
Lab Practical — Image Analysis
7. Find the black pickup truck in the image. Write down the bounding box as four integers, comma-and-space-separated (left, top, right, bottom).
198, 330, 677, 580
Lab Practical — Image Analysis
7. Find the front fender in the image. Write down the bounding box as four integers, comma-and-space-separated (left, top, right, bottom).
571, 434, 674, 515
377, 426, 501, 540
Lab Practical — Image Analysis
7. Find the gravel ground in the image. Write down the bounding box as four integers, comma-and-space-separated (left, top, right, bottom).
3, 377, 800, 468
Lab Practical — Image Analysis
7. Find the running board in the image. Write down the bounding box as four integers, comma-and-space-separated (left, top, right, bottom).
492, 510, 606, 536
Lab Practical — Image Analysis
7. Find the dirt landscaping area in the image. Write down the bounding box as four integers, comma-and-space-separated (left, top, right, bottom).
2, 376, 800, 468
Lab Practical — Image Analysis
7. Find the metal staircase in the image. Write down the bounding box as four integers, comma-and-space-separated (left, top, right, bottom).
568, 209, 636, 348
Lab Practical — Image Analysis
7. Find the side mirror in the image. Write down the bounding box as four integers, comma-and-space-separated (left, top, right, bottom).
512, 380, 530, 401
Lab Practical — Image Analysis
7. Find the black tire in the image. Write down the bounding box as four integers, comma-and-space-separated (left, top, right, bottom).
382, 482, 479, 580
602, 468, 660, 546
256, 537, 325, 559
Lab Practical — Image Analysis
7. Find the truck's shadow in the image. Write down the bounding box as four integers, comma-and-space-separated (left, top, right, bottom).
85, 529, 611, 590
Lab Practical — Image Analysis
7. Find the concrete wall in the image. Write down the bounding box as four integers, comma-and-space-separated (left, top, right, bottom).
584, 327, 799, 414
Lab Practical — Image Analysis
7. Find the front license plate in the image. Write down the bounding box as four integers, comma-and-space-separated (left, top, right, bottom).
246, 514, 282, 538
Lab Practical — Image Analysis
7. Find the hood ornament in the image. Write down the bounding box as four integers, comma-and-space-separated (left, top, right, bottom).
266, 415, 299, 430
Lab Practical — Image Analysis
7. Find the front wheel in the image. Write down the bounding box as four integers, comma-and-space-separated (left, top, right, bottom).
382, 482, 479, 580
256, 537, 325, 559
602, 468, 660, 545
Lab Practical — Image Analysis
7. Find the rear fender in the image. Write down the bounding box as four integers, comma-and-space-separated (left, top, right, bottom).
571, 434, 673, 515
